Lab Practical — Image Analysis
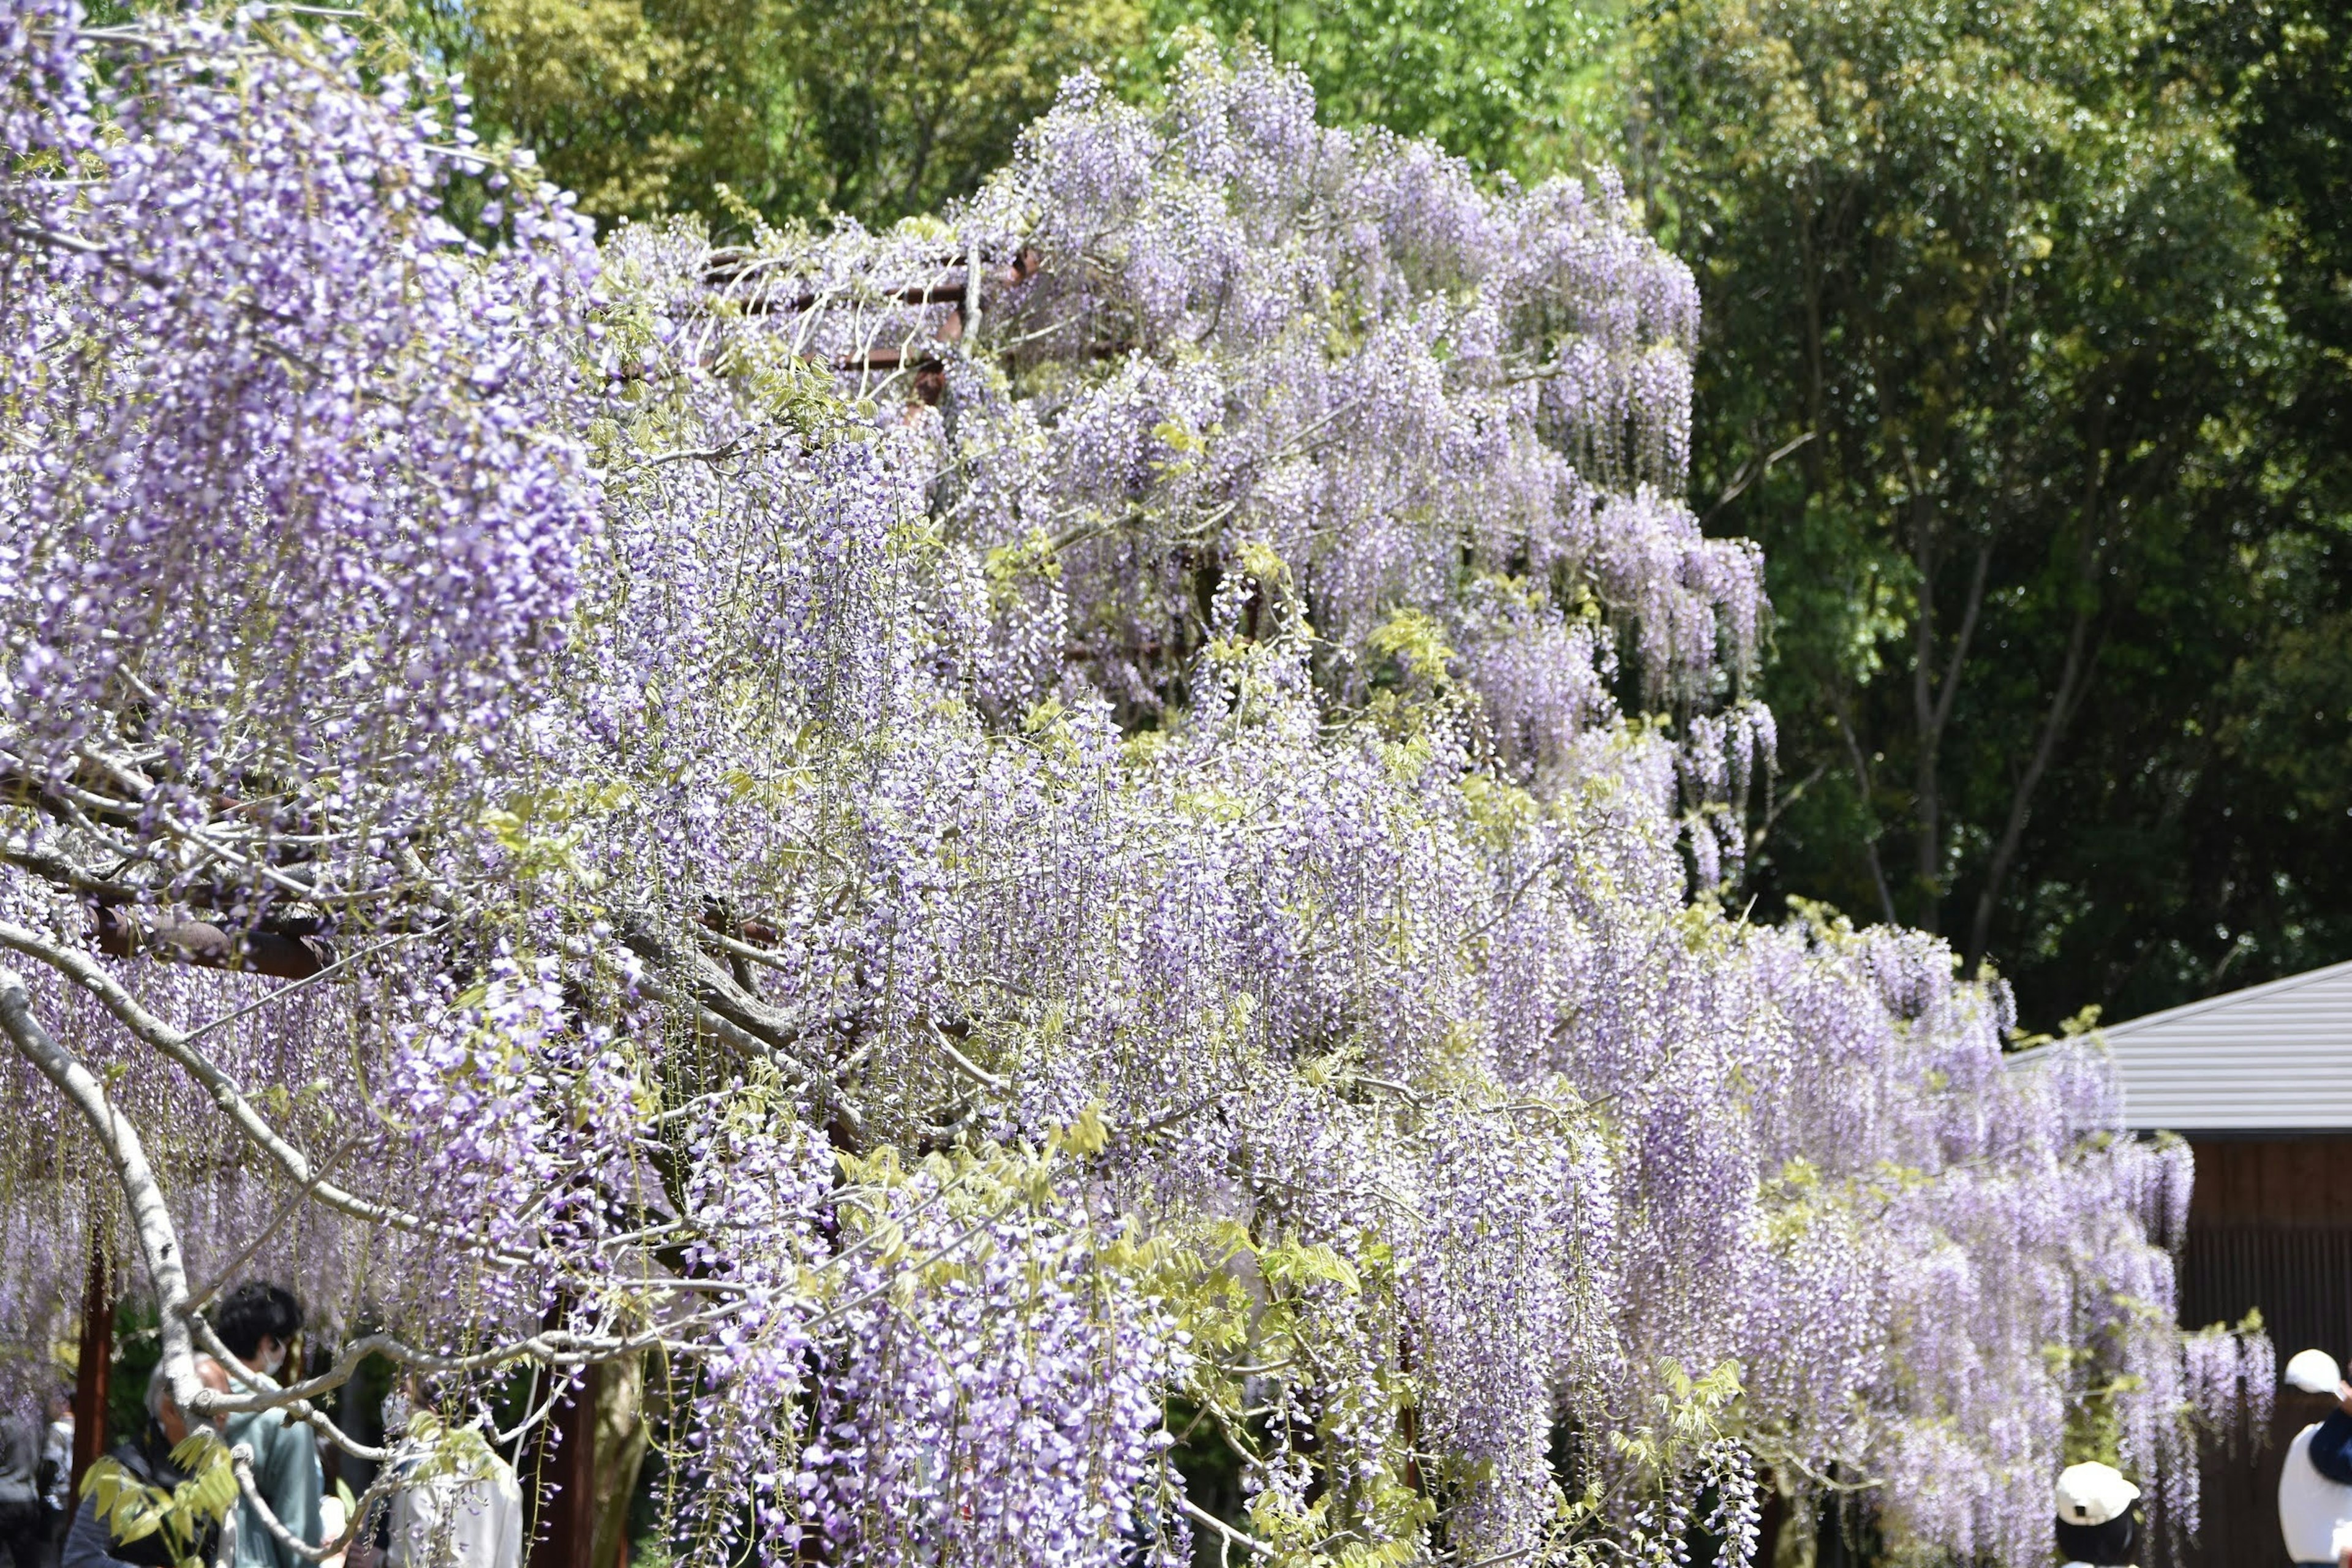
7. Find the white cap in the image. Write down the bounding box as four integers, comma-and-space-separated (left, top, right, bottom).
2054, 1462, 2139, 1527
2286, 1348, 2342, 1394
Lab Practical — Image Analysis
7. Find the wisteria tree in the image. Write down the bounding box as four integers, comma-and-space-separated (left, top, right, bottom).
0, 6, 2271, 1566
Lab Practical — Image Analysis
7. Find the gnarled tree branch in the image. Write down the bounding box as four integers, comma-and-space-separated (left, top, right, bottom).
0, 965, 210, 1420
0, 920, 527, 1262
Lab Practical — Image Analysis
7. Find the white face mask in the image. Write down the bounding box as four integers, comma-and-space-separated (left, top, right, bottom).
380, 1391, 413, 1436
257, 1342, 287, 1378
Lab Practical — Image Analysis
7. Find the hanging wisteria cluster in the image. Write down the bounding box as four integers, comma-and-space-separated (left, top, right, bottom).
0, 7, 2272, 1567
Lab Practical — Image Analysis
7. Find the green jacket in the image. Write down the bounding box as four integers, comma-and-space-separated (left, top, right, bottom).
225, 1386, 323, 1568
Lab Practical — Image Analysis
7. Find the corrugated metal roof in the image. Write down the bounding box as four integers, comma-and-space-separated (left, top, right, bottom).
2090, 958, 2352, 1133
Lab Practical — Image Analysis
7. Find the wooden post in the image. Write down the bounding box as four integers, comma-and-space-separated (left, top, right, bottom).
1754, 1485, 1784, 1567
530, 1363, 597, 1568
69, 1243, 112, 1499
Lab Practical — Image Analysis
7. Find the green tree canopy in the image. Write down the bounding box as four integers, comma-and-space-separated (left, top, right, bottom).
1623, 0, 2351, 1025
441, 0, 1148, 225
1147, 0, 1620, 178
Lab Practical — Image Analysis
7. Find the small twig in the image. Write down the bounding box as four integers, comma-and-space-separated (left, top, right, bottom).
1705, 429, 1816, 524
921, 1017, 1006, 1093
1177, 1499, 1273, 1559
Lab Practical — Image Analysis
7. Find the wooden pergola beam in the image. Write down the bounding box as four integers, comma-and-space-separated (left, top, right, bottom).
92, 905, 331, 980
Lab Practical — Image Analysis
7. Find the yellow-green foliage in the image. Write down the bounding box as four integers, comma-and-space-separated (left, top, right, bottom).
81, 1430, 238, 1568
457, 0, 1150, 227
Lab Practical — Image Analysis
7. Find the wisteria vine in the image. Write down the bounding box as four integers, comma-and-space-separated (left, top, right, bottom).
0, 8, 2268, 1567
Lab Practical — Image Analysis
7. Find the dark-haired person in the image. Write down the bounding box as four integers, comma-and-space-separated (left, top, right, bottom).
210, 1285, 323, 1568
61, 1360, 232, 1568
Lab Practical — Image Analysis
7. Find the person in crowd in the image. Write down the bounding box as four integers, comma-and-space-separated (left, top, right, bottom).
2278, 1348, 2352, 1566
211, 1284, 323, 1568
347, 1378, 520, 1568
314, 1491, 347, 1568
41, 1389, 74, 1551
0, 1400, 43, 1568
2054, 1460, 2139, 1566
61, 1358, 232, 1568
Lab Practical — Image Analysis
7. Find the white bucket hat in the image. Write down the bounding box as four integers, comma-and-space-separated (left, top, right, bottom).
2286, 1348, 2343, 1395
2054, 1461, 2139, 1527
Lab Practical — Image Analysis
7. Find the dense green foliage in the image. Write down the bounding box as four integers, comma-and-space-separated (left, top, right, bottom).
411, 0, 2352, 1028
1625, 0, 2352, 1026
425, 0, 1148, 223
1150, 0, 1618, 176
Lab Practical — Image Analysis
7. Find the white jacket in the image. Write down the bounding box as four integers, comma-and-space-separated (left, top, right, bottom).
386, 1460, 525, 1568
2279, 1422, 2352, 1563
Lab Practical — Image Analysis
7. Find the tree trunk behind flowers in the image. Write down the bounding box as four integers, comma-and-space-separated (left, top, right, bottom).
70, 1245, 111, 1499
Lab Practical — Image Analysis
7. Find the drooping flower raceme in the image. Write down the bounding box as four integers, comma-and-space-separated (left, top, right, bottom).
0, 2, 601, 918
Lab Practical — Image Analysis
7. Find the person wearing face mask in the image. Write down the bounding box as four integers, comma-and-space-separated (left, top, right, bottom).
62, 1359, 232, 1568
211, 1285, 323, 1568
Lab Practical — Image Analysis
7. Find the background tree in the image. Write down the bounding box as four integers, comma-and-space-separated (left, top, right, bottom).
437, 0, 1149, 225
2144, 0, 2352, 1003
1144, 0, 1616, 178
1621, 0, 2326, 1025
433, 0, 1622, 227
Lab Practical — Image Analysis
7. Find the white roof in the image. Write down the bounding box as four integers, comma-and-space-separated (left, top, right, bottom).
2089, 957, 2352, 1133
